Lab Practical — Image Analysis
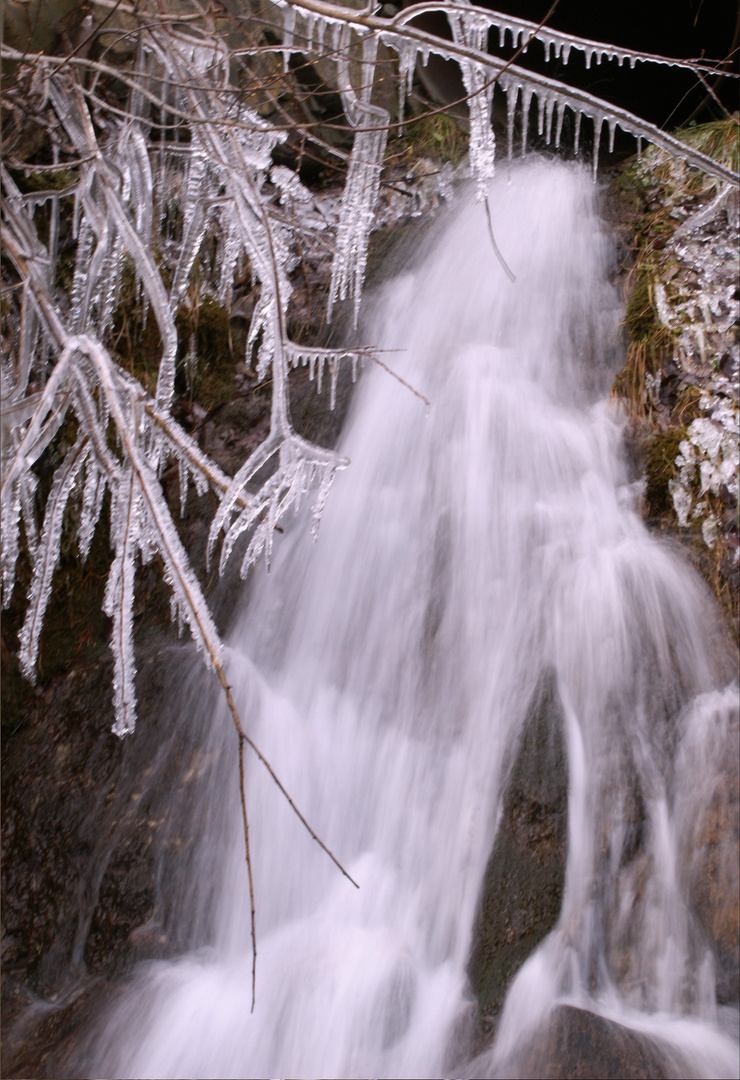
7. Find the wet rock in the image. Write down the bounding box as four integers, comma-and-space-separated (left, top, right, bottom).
467, 672, 568, 1044
685, 726, 740, 1004
493, 1006, 672, 1079
0, 642, 223, 1078
1, 978, 124, 1080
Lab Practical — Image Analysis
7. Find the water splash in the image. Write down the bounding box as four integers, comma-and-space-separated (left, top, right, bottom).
87, 161, 738, 1080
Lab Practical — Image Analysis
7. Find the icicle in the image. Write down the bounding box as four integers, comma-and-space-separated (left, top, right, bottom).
96, 233, 125, 334
179, 457, 189, 518
217, 212, 243, 308
637, 135, 643, 159
170, 593, 184, 637
310, 466, 335, 539
282, 6, 295, 72
48, 150, 61, 289
127, 126, 154, 248
330, 361, 338, 411
78, 460, 106, 562
360, 31, 379, 106
105, 470, 139, 737
171, 147, 210, 306
521, 87, 534, 156
545, 97, 555, 144
19, 436, 89, 680
608, 118, 617, 154
304, 12, 316, 53
328, 115, 388, 323
1, 479, 21, 605
16, 282, 39, 400
537, 94, 545, 137
18, 471, 39, 560
395, 37, 418, 131
586, 48, 594, 68
554, 102, 566, 150
69, 221, 95, 331
574, 110, 583, 157
506, 82, 520, 163
592, 115, 604, 179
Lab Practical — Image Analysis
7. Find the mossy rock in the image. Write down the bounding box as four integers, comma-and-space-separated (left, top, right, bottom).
643, 427, 686, 521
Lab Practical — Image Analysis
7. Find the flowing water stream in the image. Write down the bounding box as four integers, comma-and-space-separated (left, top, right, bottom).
87, 160, 738, 1079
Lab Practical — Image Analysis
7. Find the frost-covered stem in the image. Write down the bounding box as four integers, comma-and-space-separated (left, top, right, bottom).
284, 0, 731, 77
98, 173, 178, 408
5, 212, 357, 934
166, 43, 293, 436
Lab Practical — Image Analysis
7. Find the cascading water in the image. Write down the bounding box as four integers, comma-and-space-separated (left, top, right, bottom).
85, 160, 738, 1079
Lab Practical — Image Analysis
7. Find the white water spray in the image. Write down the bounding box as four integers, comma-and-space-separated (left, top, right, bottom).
88, 161, 738, 1080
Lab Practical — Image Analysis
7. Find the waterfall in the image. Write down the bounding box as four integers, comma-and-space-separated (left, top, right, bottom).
86, 160, 738, 1079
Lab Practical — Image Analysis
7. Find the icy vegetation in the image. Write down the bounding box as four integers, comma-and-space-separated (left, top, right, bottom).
630, 144, 739, 562
2, 0, 739, 743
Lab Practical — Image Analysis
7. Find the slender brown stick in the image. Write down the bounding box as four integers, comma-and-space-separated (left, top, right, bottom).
237, 735, 257, 1012
214, 665, 359, 890
368, 352, 431, 412
484, 197, 516, 283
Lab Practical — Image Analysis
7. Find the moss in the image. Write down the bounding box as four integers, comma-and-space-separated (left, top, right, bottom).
175, 296, 239, 410
609, 164, 679, 417
108, 257, 164, 392
388, 111, 467, 168
11, 168, 78, 194
643, 428, 686, 520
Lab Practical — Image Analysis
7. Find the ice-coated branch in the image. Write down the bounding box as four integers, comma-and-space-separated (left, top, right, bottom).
280, 0, 739, 188
3, 0, 736, 728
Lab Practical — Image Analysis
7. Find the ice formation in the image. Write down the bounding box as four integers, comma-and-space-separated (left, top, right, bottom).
1, 0, 738, 738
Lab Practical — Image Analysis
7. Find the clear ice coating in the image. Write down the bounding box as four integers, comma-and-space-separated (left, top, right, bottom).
328, 26, 389, 323
1, 0, 738, 741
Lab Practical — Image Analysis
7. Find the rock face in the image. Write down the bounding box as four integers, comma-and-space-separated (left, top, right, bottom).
0, 644, 224, 1078
467, 672, 568, 1046
467, 1005, 673, 1079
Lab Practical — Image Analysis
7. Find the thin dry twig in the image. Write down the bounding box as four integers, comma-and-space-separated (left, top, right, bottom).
484, 197, 516, 283
367, 351, 431, 412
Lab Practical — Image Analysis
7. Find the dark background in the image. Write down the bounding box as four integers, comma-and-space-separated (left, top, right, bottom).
404, 0, 739, 142
483, 0, 739, 126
